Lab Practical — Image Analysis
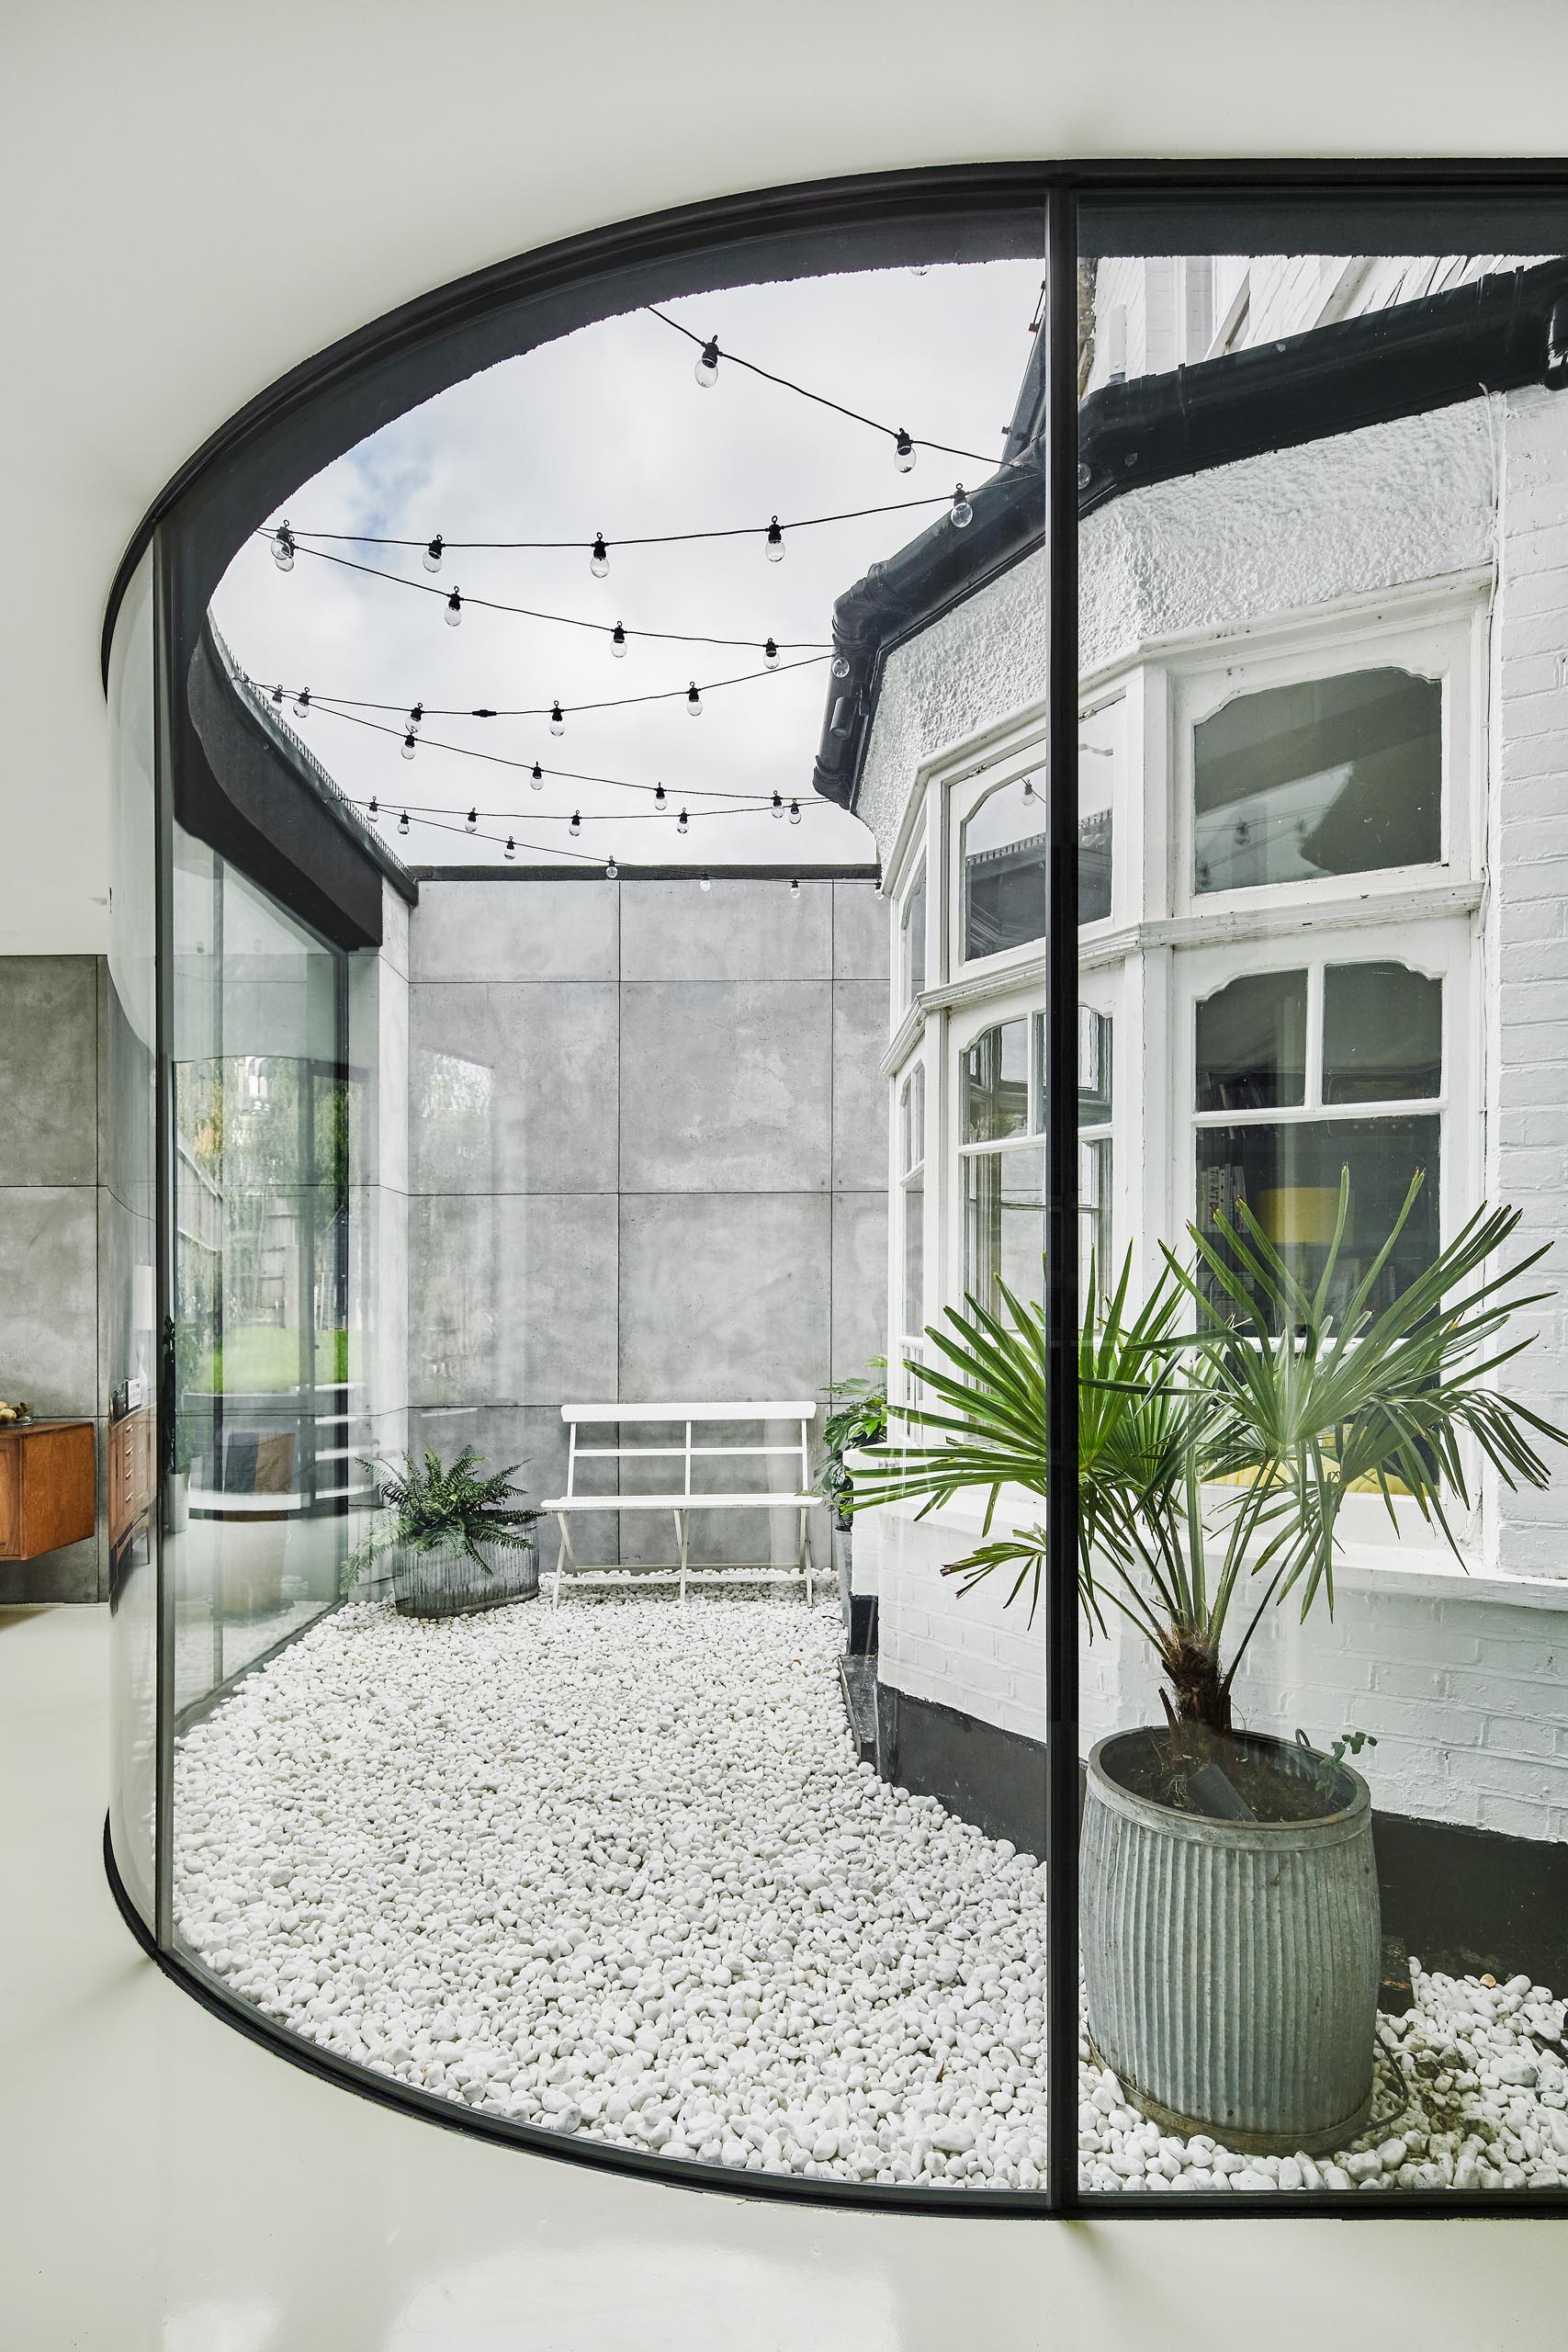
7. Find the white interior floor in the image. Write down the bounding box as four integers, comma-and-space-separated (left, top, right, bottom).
3, 1601, 1566, 2352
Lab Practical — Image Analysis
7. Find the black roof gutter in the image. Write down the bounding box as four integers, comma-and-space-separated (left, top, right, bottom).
813, 254, 1568, 811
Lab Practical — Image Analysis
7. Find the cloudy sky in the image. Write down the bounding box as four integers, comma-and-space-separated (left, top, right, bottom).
211, 260, 1043, 869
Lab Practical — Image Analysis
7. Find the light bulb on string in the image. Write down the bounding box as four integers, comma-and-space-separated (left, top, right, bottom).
765, 515, 784, 562
685, 683, 703, 718
466, 807, 478, 833
549, 702, 565, 735
591, 533, 610, 579
271, 522, 295, 571
950, 484, 973, 529
605, 855, 618, 880
699, 873, 712, 891
789, 799, 801, 825
401, 730, 417, 761
790, 877, 800, 899
294, 687, 310, 718
270, 684, 284, 707
831, 654, 851, 680
530, 763, 544, 791
772, 791, 784, 821
654, 782, 666, 808
409, 702, 424, 726
398, 810, 411, 836
677, 808, 689, 834
762, 638, 780, 670
569, 811, 581, 837
503, 834, 516, 862
367, 797, 380, 825
423, 535, 444, 573
1021, 776, 1038, 804
446, 587, 464, 626
894, 428, 916, 473
610, 622, 627, 658
694, 335, 720, 389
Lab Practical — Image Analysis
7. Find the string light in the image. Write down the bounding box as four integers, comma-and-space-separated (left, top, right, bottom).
423, 535, 444, 573
611, 622, 626, 657
398, 810, 411, 835
367, 797, 380, 823
1021, 776, 1038, 803
654, 782, 666, 808
606, 855, 618, 879
831, 654, 851, 679
265, 489, 954, 560
677, 808, 689, 834
570, 811, 581, 836
549, 701, 565, 735
409, 701, 424, 726
294, 687, 311, 718
765, 515, 784, 562
591, 533, 610, 578
763, 638, 780, 670
686, 683, 702, 718
772, 791, 784, 820
789, 799, 801, 825
401, 729, 417, 760
530, 763, 544, 790
446, 587, 463, 626
790, 876, 800, 898
504, 834, 516, 861
699, 872, 712, 890
951, 483, 973, 529
271, 684, 284, 706
694, 335, 720, 389
894, 428, 915, 473
466, 807, 478, 832
271, 522, 295, 571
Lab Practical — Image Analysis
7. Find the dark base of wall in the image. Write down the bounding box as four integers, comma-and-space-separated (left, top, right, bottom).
847, 1595, 878, 1656
874, 1676, 1568, 1986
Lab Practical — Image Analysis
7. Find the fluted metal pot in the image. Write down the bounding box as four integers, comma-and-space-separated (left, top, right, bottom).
1081, 1727, 1381, 2155
390, 1528, 538, 1618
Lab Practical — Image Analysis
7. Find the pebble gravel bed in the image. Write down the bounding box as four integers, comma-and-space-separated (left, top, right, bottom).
174, 1591, 1568, 2193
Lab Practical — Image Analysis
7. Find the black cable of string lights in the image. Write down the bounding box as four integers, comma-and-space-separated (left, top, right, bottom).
357, 792, 809, 831
264, 487, 963, 559
265, 693, 817, 814
379, 808, 814, 881
259, 650, 831, 729
642, 304, 998, 469
261, 536, 836, 649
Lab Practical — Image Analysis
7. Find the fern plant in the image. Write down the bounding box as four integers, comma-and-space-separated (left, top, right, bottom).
346, 1445, 540, 1588
850, 1174, 1565, 1735
814, 1359, 888, 1528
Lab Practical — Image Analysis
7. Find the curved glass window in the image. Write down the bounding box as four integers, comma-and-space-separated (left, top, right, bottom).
963, 775, 1045, 960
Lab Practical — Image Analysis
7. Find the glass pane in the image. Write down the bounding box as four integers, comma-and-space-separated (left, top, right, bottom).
899, 1062, 925, 1176
105, 548, 160, 1933
1195, 970, 1308, 1110
963, 776, 1046, 959
1079, 707, 1116, 924
1079, 1136, 1112, 1295
1324, 961, 1442, 1103
902, 1170, 925, 1338
1078, 1006, 1112, 1126
1196, 1114, 1440, 1327
903, 865, 927, 1002
1194, 668, 1442, 894
169, 841, 348, 1723
964, 1147, 1044, 1315
963, 1020, 1029, 1141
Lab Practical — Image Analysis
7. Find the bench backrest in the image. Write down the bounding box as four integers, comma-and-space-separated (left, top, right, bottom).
558, 1402, 817, 1499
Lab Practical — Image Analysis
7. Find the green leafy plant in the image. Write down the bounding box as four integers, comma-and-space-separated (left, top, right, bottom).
851, 1173, 1565, 1736
815, 1359, 887, 1528
346, 1445, 540, 1588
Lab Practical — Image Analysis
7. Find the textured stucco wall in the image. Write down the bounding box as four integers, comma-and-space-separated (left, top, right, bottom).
405, 876, 888, 1568
855, 401, 1496, 856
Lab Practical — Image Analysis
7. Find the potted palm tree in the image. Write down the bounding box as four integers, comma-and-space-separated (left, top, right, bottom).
348, 1445, 541, 1618
852, 1176, 1563, 2153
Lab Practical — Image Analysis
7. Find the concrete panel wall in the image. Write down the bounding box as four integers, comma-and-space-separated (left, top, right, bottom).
407, 876, 888, 1567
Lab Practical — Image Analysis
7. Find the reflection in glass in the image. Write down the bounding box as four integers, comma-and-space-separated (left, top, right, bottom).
1324, 961, 1442, 1102
1077, 1008, 1113, 1288
1194, 668, 1442, 895
964, 1148, 1044, 1314
963, 1019, 1030, 1140
1196, 970, 1308, 1111
963, 776, 1045, 959
902, 863, 927, 1002
1079, 719, 1115, 925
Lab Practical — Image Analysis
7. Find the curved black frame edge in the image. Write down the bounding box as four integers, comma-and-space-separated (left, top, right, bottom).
103, 1814, 1565, 2221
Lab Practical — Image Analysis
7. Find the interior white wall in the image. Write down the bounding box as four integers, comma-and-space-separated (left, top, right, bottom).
10, 0, 1568, 956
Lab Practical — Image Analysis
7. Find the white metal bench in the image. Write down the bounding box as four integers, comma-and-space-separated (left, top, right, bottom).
541, 1401, 818, 1604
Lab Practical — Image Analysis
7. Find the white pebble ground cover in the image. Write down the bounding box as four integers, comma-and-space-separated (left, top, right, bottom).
174, 1592, 1568, 2194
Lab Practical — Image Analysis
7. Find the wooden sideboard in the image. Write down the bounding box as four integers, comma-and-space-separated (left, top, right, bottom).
0, 1419, 96, 1560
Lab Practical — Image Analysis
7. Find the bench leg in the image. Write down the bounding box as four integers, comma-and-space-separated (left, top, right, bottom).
674, 1509, 690, 1603
552, 1511, 579, 1605
798, 1507, 814, 1607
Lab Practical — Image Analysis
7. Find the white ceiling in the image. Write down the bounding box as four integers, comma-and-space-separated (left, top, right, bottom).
6, 0, 1568, 952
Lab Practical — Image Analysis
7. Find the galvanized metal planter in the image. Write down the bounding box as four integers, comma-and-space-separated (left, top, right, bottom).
390, 1529, 539, 1619
1081, 1728, 1381, 2156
